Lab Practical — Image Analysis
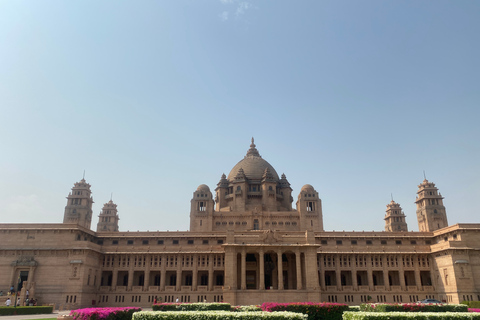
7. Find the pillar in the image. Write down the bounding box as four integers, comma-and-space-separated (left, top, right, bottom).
414, 255, 422, 291
277, 249, 284, 290
208, 254, 214, 291
352, 255, 358, 291
259, 249, 265, 290
127, 255, 134, 289
176, 255, 182, 291
367, 255, 374, 290
399, 254, 406, 290
144, 255, 151, 290
192, 254, 198, 291
296, 249, 302, 290
160, 255, 166, 291
241, 249, 246, 290
336, 254, 342, 290
383, 255, 390, 291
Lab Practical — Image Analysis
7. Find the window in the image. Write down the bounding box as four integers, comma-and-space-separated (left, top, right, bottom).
158, 240, 164, 245
307, 201, 315, 211
395, 240, 402, 245
366, 240, 372, 245
321, 240, 328, 245
187, 240, 194, 245
198, 201, 206, 212
253, 219, 259, 230
202, 240, 208, 245
97, 240, 104, 245
172, 240, 179, 245
217, 240, 224, 244
336, 240, 342, 245
381, 240, 387, 245
425, 240, 431, 245
410, 240, 417, 245
351, 240, 357, 245
112, 240, 118, 245
127, 240, 134, 245
142, 240, 149, 245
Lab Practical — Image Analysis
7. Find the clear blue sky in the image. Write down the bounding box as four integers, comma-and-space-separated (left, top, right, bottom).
1, 0, 479, 232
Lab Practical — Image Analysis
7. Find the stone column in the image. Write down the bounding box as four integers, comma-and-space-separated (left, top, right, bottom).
336, 254, 342, 290
352, 255, 358, 291
144, 255, 151, 290
295, 249, 302, 290
277, 249, 284, 290
160, 255, 166, 291
319, 254, 326, 291
399, 255, 406, 290
208, 254, 214, 291
192, 254, 198, 291
241, 249, 246, 290
127, 255, 134, 289
367, 254, 374, 290
414, 255, 422, 291
176, 255, 182, 291
112, 257, 118, 289
259, 249, 265, 290
382, 255, 390, 291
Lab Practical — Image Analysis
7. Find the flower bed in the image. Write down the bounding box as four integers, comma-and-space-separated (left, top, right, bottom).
152, 303, 231, 311
262, 302, 349, 320
359, 303, 468, 313
343, 311, 480, 319
133, 311, 306, 320
70, 307, 142, 320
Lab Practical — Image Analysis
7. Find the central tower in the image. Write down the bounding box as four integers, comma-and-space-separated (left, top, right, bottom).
190, 138, 323, 232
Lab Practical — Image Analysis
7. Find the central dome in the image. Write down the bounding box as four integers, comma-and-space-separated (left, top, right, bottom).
227, 138, 280, 182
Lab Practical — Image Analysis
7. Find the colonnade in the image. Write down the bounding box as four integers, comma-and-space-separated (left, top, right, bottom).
101, 253, 224, 292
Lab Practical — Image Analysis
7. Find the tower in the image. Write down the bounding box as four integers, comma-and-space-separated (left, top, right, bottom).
96, 200, 120, 232
296, 184, 324, 231
190, 184, 214, 232
415, 179, 448, 232
384, 200, 408, 232
63, 179, 94, 229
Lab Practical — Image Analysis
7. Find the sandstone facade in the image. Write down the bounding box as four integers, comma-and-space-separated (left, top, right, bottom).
1, 139, 479, 308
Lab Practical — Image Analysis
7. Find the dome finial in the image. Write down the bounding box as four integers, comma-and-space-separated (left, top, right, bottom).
246, 137, 261, 157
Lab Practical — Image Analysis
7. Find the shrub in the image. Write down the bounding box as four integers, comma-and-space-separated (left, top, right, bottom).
133, 311, 306, 320
359, 303, 468, 313
152, 303, 231, 311
343, 311, 480, 319
0, 306, 53, 315
463, 302, 480, 309
231, 305, 262, 312
70, 307, 142, 320
262, 302, 349, 320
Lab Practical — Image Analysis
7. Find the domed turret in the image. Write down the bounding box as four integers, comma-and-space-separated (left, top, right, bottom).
197, 184, 210, 192
227, 138, 279, 182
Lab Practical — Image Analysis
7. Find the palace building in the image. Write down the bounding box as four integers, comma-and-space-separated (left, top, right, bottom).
1, 139, 479, 308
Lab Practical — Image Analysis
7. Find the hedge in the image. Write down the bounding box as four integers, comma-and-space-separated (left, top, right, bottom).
0, 306, 53, 315
133, 311, 307, 320
262, 302, 349, 320
152, 303, 231, 311
232, 305, 262, 312
70, 307, 142, 320
343, 311, 480, 320
359, 303, 468, 313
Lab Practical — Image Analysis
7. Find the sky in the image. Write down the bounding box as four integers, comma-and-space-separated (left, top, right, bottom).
0, 0, 479, 233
